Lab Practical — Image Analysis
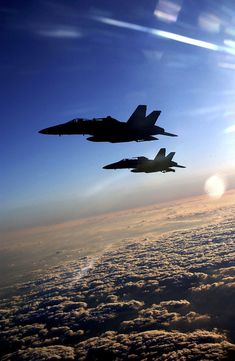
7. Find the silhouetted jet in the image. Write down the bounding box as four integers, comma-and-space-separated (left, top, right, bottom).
38, 105, 177, 143
103, 148, 185, 173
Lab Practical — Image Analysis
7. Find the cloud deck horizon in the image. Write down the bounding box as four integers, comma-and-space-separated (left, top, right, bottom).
1, 200, 235, 360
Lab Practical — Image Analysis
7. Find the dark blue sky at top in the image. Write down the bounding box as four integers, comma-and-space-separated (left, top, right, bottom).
1, 0, 235, 231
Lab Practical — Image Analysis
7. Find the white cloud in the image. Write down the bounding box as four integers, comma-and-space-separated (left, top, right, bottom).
37, 28, 82, 38
224, 124, 235, 134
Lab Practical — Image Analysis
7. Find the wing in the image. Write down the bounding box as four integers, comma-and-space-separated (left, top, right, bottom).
154, 148, 166, 161
127, 105, 147, 128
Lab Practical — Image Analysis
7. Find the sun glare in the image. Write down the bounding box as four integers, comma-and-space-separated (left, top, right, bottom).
204, 175, 226, 199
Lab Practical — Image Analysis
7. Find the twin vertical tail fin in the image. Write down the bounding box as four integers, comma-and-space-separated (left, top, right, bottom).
127, 105, 161, 129
154, 148, 166, 161
166, 152, 175, 161
145, 110, 161, 127
127, 105, 147, 128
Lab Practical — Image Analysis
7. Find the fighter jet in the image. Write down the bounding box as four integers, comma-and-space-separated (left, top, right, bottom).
38, 105, 177, 143
103, 148, 185, 173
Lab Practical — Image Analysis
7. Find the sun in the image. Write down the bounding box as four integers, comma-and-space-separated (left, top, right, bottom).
204, 175, 226, 199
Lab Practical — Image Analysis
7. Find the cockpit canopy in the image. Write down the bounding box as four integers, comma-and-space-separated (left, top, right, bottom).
120, 157, 148, 162
134, 156, 148, 161
67, 118, 85, 124
98, 116, 119, 123
67, 116, 118, 124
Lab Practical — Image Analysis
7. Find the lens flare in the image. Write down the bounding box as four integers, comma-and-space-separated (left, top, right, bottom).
204, 175, 226, 199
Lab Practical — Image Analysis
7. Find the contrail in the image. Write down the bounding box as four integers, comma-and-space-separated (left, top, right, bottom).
94, 16, 235, 55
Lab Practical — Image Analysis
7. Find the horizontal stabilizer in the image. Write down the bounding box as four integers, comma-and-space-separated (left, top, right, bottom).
162, 131, 178, 137
174, 164, 186, 168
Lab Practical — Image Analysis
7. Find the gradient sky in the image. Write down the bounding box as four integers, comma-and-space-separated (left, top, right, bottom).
1, 0, 235, 232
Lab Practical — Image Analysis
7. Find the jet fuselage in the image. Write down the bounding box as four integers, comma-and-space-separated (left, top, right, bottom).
132, 159, 173, 173
39, 113, 176, 143
103, 157, 148, 169
103, 150, 185, 173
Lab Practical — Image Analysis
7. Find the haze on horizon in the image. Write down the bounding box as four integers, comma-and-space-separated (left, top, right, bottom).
1, 190, 235, 299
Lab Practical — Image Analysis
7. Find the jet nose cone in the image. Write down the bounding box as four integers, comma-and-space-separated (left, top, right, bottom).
103, 164, 115, 169
38, 125, 60, 135
38, 128, 47, 134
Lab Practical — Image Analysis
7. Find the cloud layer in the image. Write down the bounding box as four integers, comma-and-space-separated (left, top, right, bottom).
1, 195, 235, 359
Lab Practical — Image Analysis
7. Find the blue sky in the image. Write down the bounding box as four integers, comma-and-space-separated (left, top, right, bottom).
1, 0, 235, 231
